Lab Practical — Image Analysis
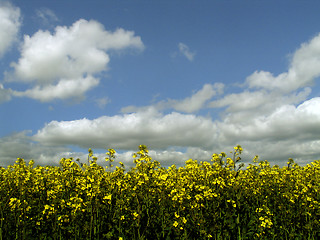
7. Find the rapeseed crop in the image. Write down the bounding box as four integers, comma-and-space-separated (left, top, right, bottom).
0, 145, 319, 239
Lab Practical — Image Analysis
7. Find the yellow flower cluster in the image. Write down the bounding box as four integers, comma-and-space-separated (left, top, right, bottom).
0, 145, 319, 239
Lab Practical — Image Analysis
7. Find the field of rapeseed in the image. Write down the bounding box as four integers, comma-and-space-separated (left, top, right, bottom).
0, 145, 319, 240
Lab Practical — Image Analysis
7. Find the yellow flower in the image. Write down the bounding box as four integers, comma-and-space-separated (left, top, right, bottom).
182, 217, 187, 224
132, 212, 139, 219
103, 194, 112, 200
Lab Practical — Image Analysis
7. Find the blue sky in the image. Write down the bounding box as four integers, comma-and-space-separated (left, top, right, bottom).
1, 0, 320, 167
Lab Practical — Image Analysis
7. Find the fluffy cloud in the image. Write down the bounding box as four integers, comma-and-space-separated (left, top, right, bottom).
246, 33, 320, 92
209, 87, 312, 121
4, 91, 320, 168
0, 131, 71, 166
3, 17, 320, 168
206, 33, 320, 165
12, 75, 99, 102
120, 32, 320, 167
0, 130, 190, 168
122, 83, 224, 113
171, 83, 224, 113
10, 19, 144, 102
216, 97, 320, 143
0, 2, 21, 57
33, 107, 217, 150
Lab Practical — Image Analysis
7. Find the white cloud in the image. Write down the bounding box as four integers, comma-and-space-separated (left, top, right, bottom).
9, 19, 144, 101
119, 32, 320, 167
246, 33, 320, 92
204, 33, 320, 165
209, 87, 312, 120
178, 42, 196, 61
216, 97, 320, 143
12, 75, 100, 102
4, 94, 320, 168
122, 83, 224, 113
33, 108, 217, 150
0, 131, 71, 166
26, 32, 320, 167
0, 2, 21, 57
171, 83, 224, 113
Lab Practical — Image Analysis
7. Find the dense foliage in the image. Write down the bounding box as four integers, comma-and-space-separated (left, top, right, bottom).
0, 145, 319, 239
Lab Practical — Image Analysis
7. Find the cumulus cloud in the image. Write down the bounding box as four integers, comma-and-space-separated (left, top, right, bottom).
0, 2, 21, 57
12, 76, 100, 102
3, 22, 320, 168
215, 97, 320, 144
122, 32, 320, 167
209, 87, 312, 120
246, 33, 320, 92
0, 131, 71, 166
33, 107, 217, 150
0, 130, 208, 168
205, 33, 320, 165
9, 19, 144, 102
171, 83, 224, 113
178, 42, 196, 61
122, 83, 224, 113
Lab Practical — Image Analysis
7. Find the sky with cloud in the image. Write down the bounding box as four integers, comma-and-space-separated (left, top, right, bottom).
1, 0, 320, 168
